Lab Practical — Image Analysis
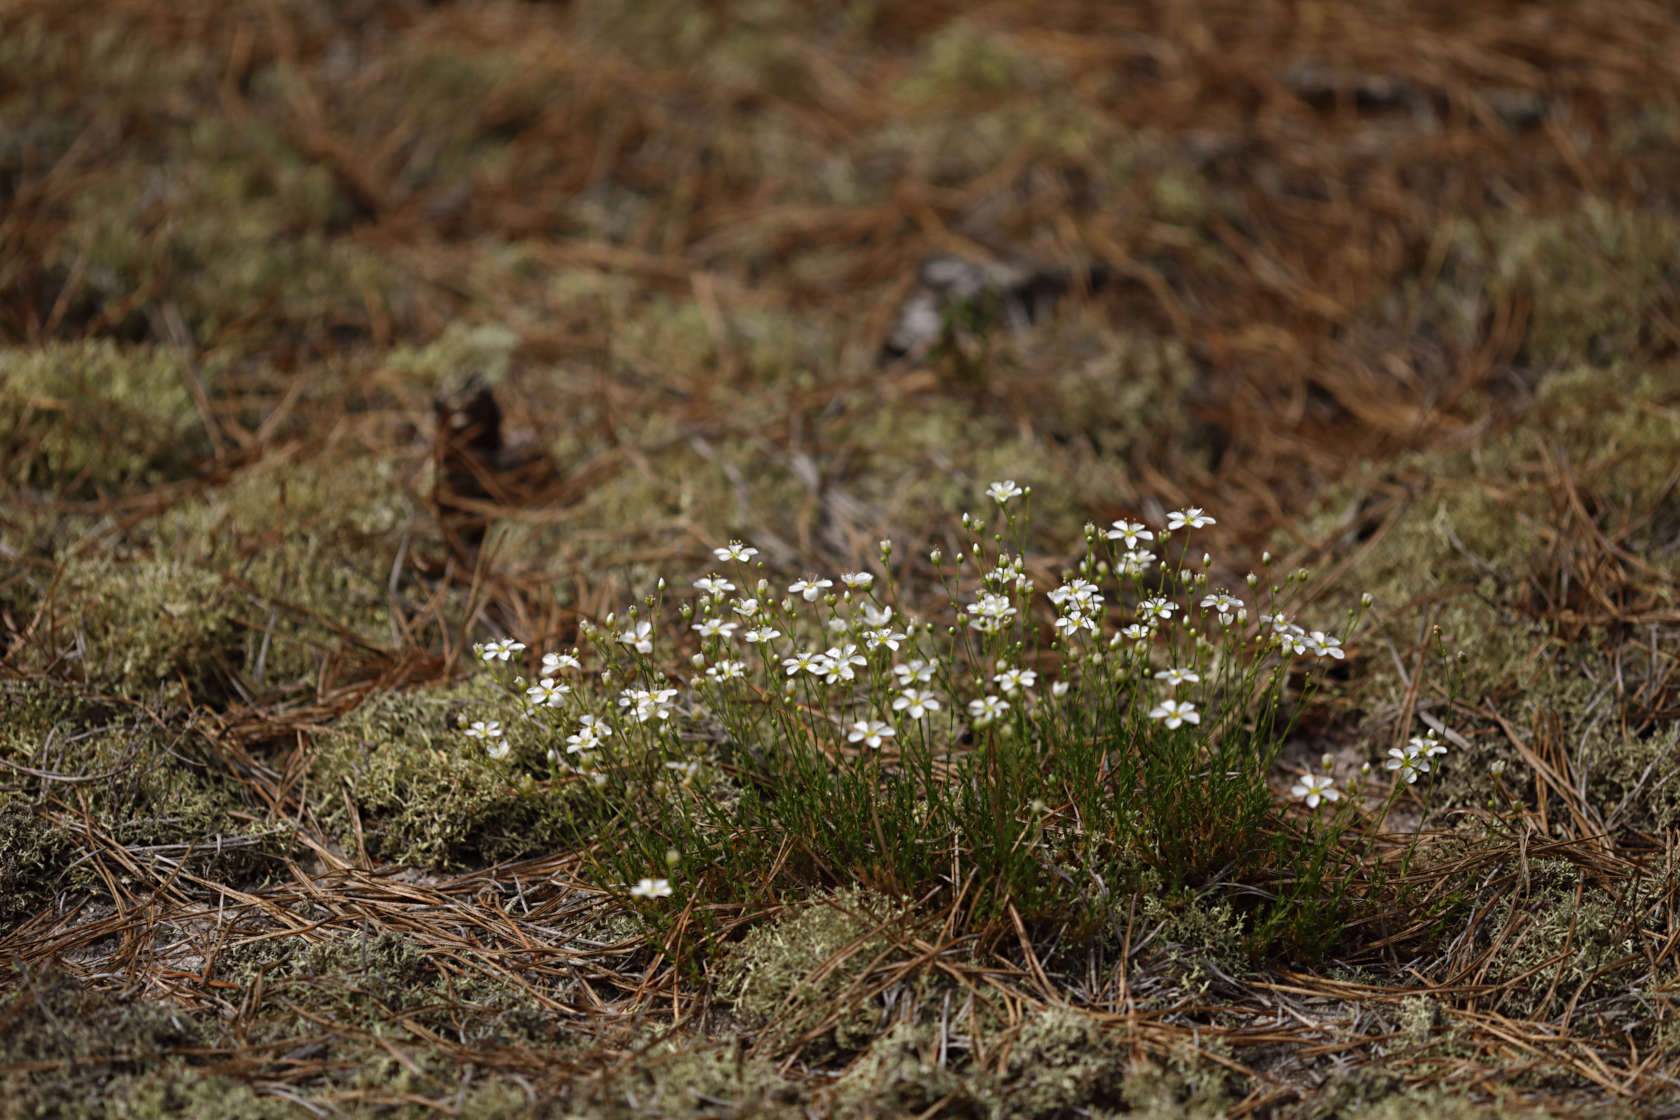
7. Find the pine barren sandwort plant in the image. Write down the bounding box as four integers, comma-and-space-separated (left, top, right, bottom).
455, 485, 1456, 957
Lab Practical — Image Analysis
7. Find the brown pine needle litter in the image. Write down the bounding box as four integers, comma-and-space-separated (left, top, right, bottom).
3, 1, 1680, 1116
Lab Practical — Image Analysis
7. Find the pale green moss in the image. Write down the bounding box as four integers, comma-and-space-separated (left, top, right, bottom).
316, 679, 603, 868
717, 888, 908, 1057
0, 342, 211, 497
1468, 201, 1678, 368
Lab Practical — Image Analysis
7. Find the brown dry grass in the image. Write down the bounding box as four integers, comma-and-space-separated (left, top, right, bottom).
3, 1, 1680, 1116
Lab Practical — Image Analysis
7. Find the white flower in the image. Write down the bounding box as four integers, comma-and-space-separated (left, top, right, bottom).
860, 603, 893, 628
743, 626, 782, 644
1148, 699, 1199, 729
692, 618, 739, 640
479, 639, 525, 662
705, 659, 747, 681
1200, 592, 1246, 625
840, 571, 875, 589
713, 542, 759, 562
1292, 773, 1339, 809
968, 591, 1018, 633
993, 666, 1037, 694
893, 659, 935, 684
1305, 630, 1345, 659
1384, 747, 1423, 783
731, 597, 760, 618
788, 577, 833, 601
577, 714, 611, 738
783, 650, 825, 677
618, 620, 654, 654
847, 719, 896, 748
525, 677, 571, 707
1053, 613, 1097, 636
1119, 549, 1156, 575
865, 627, 907, 652
1051, 681, 1070, 698
1154, 667, 1200, 688
820, 644, 867, 683
1410, 730, 1448, 759
618, 687, 678, 723
693, 575, 735, 599
485, 739, 511, 761
968, 695, 1010, 725
629, 878, 673, 899
1279, 626, 1309, 656
665, 760, 700, 779
566, 728, 602, 753
1121, 622, 1153, 643
1166, 507, 1216, 530
1048, 578, 1101, 612
542, 651, 582, 674
986, 480, 1023, 504
1259, 611, 1292, 634
463, 719, 503, 740
1105, 520, 1154, 548
1138, 597, 1178, 621
893, 689, 940, 719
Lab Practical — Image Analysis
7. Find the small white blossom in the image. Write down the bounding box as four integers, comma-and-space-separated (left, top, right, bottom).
542, 651, 582, 674
847, 719, 896, 748
743, 626, 782, 644
525, 678, 571, 707
993, 666, 1037, 694
783, 650, 825, 677
1154, 667, 1200, 688
705, 659, 747, 681
1292, 773, 1340, 809
1051, 681, 1070, 698
629, 878, 673, 899
1119, 549, 1156, 575
860, 603, 893, 628
968, 591, 1019, 633
892, 689, 940, 719
840, 571, 875, 589
1166, 507, 1216, 530
463, 719, 503, 740
1121, 622, 1153, 643
1200, 592, 1246, 625
986, 480, 1023, 504
713, 542, 759, 563
893, 659, 935, 684
479, 639, 525, 662
693, 575, 735, 599
1053, 613, 1096, 636
968, 695, 1010, 725
1410, 730, 1448, 760
789, 576, 833, 601
692, 617, 739, 640
485, 739, 511, 761
819, 644, 867, 683
1385, 747, 1424, 783
1148, 699, 1199, 729
618, 620, 654, 654
1105, 520, 1154, 548
1305, 630, 1345, 659
731, 597, 760, 618
865, 627, 907, 652
1138, 597, 1178, 621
